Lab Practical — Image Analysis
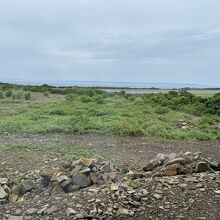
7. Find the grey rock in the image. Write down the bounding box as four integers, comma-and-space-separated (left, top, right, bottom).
166, 158, 186, 166
20, 180, 36, 193
64, 184, 80, 193
56, 175, 69, 183
100, 162, 111, 173
143, 160, 160, 172
61, 179, 72, 188
153, 193, 163, 200
71, 172, 91, 188
195, 162, 214, 173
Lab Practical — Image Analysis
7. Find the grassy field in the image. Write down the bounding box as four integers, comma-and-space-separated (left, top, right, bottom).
0, 84, 219, 141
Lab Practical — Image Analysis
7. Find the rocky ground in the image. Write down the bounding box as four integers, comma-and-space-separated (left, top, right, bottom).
0, 134, 220, 220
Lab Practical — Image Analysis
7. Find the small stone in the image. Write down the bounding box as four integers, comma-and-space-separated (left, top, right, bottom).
111, 184, 119, 191
214, 190, 220, 194
117, 208, 134, 216
0, 178, 9, 184
66, 208, 77, 216
153, 193, 162, 200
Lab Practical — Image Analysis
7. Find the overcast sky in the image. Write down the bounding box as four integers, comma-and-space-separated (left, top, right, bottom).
0, 0, 220, 86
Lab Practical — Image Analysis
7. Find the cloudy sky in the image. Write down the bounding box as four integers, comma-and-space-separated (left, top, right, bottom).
0, 0, 220, 86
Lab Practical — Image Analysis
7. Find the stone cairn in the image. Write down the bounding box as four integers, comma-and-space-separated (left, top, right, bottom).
142, 151, 220, 177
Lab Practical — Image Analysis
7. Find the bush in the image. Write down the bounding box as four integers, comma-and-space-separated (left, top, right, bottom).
5, 90, 13, 97
16, 92, 24, 99
155, 106, 170, 114
44, 92, 49, 97
24, 92, 31, 100
12, 93, 16, 99
80, 96, 92, 103
0, 92, 4, 99
50, 109, 67, 116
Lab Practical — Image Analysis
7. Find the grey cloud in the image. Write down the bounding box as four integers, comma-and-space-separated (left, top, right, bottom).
0, 0, 220, 85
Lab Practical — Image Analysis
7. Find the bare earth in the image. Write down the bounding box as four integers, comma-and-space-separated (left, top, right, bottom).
1, 133, 220, 171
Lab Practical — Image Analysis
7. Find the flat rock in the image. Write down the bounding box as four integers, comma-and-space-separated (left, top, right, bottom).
166, 158, 186, 166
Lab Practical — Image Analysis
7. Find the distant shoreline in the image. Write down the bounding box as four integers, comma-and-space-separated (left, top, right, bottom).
0, 80, 219, 90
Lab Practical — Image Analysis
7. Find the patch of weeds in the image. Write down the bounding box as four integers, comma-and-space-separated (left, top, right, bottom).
0, 164, 11, 173
6, 143, 33, 152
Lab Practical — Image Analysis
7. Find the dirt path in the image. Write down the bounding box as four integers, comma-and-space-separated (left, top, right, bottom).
0, 133, 219, 172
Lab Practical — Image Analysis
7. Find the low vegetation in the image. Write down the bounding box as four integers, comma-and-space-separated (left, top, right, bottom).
0, 83, 219, 140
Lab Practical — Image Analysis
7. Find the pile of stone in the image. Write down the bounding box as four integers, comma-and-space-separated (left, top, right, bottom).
176, 120, 191, 130
143, 152, 220, 176
0, 157, 120, 204
0, 153, 220, 219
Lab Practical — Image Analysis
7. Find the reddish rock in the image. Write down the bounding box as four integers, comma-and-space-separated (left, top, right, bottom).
164, 164, 179, 176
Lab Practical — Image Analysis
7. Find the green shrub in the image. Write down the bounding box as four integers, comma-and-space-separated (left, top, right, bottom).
16, 92, 24, 99
80, 96, 92, 103
24, 92, 31, 100
0, 91, 4, 99
50, 109, 67, 116
155, 106, 170, 114
44, 92, 49, 97
5, 90, 13, 97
